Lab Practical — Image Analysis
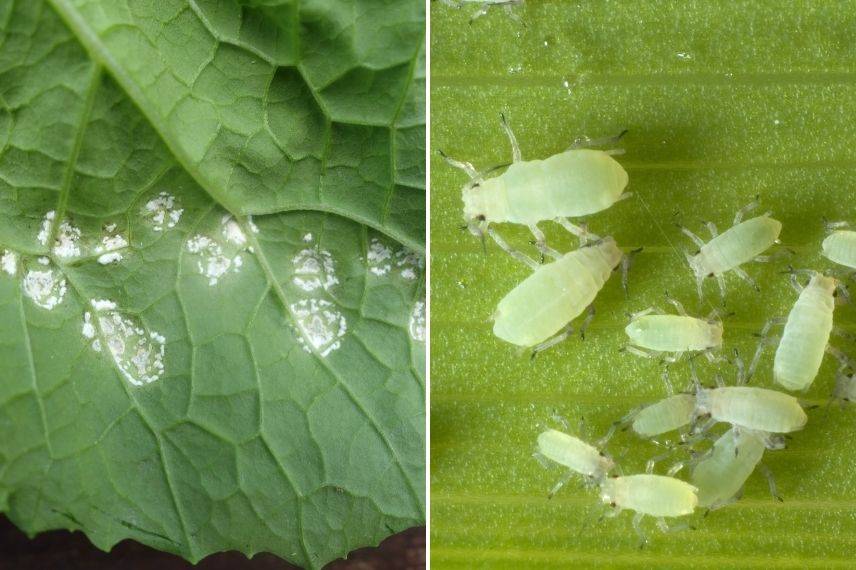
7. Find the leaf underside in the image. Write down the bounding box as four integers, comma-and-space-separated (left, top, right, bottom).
432, 2, 856, 568
0, 1, 425, 568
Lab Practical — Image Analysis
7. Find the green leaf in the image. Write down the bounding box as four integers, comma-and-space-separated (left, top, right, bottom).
431, 1, 856, 567
0, 1, 425, 567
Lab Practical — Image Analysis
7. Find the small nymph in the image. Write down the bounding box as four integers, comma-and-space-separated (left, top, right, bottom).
534, 427, 614, 496
822, 221, 856, 270
624, 293, 723, 362
678, 196, 783, 300
749, 270, 850, 392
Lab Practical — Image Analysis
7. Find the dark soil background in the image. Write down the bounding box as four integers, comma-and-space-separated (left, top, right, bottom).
0, 516, 424, 569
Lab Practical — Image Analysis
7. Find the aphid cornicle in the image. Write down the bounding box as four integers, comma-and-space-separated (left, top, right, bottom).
491, 223, 629, 354
440, 113, 629, 255
822, 221, 856, 270
624, 295, 723, 362
679, 196, 783, 300
690, 427, 783, 510
749, 271, 851, 392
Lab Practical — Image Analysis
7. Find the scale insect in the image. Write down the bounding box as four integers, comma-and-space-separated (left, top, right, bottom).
689, 427, 783, 510
822, 221, 856, 271
624, 294, 723, 362
678, 196, 783, 300
440, 113, 629, 257
749, 270, 851, 392
491, 223, 634, 354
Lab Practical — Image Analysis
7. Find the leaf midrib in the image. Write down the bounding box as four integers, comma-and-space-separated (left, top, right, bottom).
46, 0, 425, 252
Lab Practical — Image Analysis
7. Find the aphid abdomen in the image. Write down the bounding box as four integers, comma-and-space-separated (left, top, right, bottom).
536, 429, 605, 477
692, 428, 765, 508
498, 150, 628, 224
493, 241, 619, 346
603, 475, 697, 517
705, 387, 806, 433
626, 315, 719, 352
632, 394, 696, 437
822, 230, 856, 269
774, 280, 835, 391
697, 216, 782, 275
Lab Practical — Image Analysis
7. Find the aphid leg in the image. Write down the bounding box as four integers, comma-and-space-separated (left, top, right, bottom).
550, 411, 571, 430
666, 460, 685, 477
548, 470, 574, 498
621, 248, 643, 297
579, 304, 596, 340
758, 464, 783, 502
747, 318, 785, 380
532, 451, 552, 469
732, 350, 747, 384
664, 292, 688, 316
531, 324, 574, 357
499, 112, 523, 162
645, 451, 673, 474
824, 220, 850, 232
826, 345, 853, 372
486, 227, 539, 270
661, 367, 675, 394
678, 225, 707, 250
715, 274, 727, 301
754, 249, 792, 263
732, 266, 761, 292
555, 217, 601, 244
632, 513, 649, 549
568, 129, 628, 151
628, 306, 664, 321
437, 149, 479, 179
657, 518, 691, 534
733, 194, 760, 226
704, 221, 719, 239
624, 345, 657, 359
528, 224, 561, 260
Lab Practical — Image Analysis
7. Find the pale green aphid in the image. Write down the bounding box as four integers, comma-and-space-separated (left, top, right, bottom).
690, 428, 783, 510
624, 295, 723, 362
695, 386, 807, 434
629, 394, 697, 439
441, 114, 628, 257
600, 474, 698, 545
491, 223, 625, 354
822, 221, 856, 269
679, 196, 783, 300
750, 271, 850, 391
535, 428, 614, 495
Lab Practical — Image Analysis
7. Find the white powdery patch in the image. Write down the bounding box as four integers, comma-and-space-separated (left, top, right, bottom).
23, 267, 67, 310
186, 235, 243, 286
92, 302, 166, 386
1, 250, 17, 276
91, 299, 117, 311
292, 248, 339, 292
96, 232, 129, 265
395, 248, 425, 281
302, 233, 313, 243
366, 238, 393, 276
290, 298, 347, 357
221, 214, 247, 246
409, 300, 426, 342
37, 211, 55, 245
52, 220, 82, 258
144, 192, 183, 231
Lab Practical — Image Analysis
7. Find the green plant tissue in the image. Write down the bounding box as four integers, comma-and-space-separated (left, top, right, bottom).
431, 1, 856, 568
0, 1, 425, 568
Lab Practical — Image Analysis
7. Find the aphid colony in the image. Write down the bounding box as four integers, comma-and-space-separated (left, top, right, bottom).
441, 115, 856, 545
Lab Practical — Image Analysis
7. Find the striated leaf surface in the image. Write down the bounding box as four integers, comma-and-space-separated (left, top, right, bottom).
431, 1, 856, 568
